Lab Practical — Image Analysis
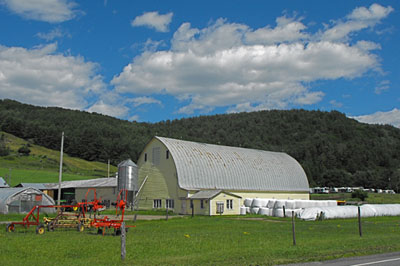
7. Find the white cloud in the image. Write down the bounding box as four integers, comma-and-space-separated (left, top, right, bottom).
330, 100, 343, 108
351, 108, 400, 128
1, 0, 80, 23
113, 4, 392, 115
375, 80, 390, 94
36, 27, 71, 41
87, 100, 129, 118
321, 3, 393, 41
128, 96, 163, 107
0, 43, 105, 110
131, 11, 173, 32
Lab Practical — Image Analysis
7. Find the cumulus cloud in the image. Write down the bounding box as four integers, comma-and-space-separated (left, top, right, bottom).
87, 100, 129, 118
113, 4, 392, 114
0, 43, 105, 110
351, 108, 400, 128
131, 11, 173, 32
1, 0, 80, 23
321, 3, 393, 41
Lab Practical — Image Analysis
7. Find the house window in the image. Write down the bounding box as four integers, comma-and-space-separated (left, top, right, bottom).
166, 150, 169, 159
200, 200, 204, 209
144, 153, 147, 162
153, 199, 162, 208
227, 199, 233, 210
166, 199, 174, 209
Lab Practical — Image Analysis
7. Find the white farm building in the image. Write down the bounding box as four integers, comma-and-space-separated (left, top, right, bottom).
136, 137, 309, 215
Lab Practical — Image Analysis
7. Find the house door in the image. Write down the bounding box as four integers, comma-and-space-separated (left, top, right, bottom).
216, 201, 224, 214
181, 200, 186, 214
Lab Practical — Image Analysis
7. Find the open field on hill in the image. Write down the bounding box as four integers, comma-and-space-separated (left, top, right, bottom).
2, 215, 400, 265
311, 192, 400, 204
0, 132, 117, 186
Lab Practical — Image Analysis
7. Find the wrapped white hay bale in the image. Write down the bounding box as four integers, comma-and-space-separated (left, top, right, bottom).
251, 207, 260, 214
295, 200, 309, 209
274, 200, 286, 209
240, 206, 247, 215
273, 208, 285, 217
246, 207, 250, 214
259, 207, 269, 215
267, 199, 276, 209
244, 198, 253, 207
268, 208, 274, 216
327, 200, 337, 207
359, 205, 376, 217
285, 200, 296, 209
251, 198, 263, 208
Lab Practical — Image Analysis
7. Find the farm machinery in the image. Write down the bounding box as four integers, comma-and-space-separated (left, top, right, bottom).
43, 188, 105, 232
6, 188, 134, 235
90, 189, 135, 235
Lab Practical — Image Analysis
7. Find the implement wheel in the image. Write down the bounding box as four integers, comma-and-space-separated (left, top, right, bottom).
36, 224, 45, 235
6, 223, 15, 233
47, 221, 55, 232
77, 223, 85, 232
114, 228, 121, 236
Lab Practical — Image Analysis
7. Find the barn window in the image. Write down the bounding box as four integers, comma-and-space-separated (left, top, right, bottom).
200, 200, 204, 209
153, 199, 162, 208
226, 199, 233, 209
166, 199, 174, 209
144, 153, 147, 162
166, 150, 169, 159
152, 147, 160, 165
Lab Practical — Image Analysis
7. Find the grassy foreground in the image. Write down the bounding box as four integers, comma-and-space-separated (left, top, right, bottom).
1, 215, 400, 265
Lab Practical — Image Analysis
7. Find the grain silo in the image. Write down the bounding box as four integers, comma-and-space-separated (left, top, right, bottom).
117, 159, 138, 207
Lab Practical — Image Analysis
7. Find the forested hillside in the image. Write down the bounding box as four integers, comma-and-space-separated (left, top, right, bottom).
1, 99, 399, 189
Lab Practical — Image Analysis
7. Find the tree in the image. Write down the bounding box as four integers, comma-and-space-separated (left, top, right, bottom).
0, 134, 10, 156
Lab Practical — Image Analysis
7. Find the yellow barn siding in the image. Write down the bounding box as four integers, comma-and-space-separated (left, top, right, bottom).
137, 138, 182, 212
232, 192, 309, 200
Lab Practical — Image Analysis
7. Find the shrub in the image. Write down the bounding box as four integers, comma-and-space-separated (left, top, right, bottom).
18, 145, 31, 156
352, 189, 368, 201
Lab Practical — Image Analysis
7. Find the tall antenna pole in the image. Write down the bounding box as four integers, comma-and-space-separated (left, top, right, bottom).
57, 132, 64, 206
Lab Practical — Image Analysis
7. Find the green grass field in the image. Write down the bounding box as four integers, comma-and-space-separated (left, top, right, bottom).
311, 192, 400, 204
0, 132, 117, 186
1, 215, 400, 265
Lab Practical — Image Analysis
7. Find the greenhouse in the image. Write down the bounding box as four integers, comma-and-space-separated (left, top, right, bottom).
0, 187, 55, 214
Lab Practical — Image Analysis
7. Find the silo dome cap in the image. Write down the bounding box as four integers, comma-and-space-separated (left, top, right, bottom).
118, 159, 137, 167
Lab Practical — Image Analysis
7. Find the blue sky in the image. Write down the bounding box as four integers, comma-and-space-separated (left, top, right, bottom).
0, 0, 399, 127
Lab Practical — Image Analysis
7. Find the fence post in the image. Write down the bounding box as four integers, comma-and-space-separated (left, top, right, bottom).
358, 206, 362, 237
166, 207, 169, 221
292, 211, 296, 246
283, 206, 286, 218
121, 222, 126, 260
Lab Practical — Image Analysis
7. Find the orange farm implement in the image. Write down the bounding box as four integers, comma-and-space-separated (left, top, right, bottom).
91, 189, 135, 236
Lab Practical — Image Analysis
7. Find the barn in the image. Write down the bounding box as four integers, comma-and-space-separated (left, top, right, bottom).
136, 137, 310, 215
0, 187, 55, 214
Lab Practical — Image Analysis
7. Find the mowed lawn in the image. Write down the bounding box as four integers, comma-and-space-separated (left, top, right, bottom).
2, 215, 400, 265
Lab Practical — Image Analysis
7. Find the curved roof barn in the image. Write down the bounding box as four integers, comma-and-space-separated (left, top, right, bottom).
155, 137, 309, 192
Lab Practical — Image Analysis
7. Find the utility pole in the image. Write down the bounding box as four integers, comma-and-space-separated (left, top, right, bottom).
8, 168, 11, 187
57, 132, 64, 206
108, 159, 110, 178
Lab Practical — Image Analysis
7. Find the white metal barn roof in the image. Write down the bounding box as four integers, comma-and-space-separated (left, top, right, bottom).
45, 178, 117, 189
156, 137, 309, 192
